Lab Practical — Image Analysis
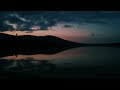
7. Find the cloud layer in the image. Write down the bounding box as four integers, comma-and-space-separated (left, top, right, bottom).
0, 11, 120, 31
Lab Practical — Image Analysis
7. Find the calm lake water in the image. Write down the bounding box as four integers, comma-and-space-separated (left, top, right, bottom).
0, 46, 120, 79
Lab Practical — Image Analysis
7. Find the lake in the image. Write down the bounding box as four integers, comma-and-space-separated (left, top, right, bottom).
0, 46, 120, 79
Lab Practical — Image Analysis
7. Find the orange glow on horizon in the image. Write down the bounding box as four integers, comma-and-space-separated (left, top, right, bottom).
1, 47, 82, 61
1, 28, 89, 43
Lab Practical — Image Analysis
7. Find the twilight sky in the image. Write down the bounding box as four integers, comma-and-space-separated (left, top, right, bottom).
0, 11, 120, 43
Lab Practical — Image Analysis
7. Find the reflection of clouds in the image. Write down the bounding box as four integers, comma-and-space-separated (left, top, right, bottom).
0, 59, 56, 72
31, 60, 40, 64
26, 57, 34, 60
6, 61, 17, 68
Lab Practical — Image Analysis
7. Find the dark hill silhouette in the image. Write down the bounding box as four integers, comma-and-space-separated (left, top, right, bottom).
0, 33, 120, 58
0, 33, 83, 47
0, 33, 83, 58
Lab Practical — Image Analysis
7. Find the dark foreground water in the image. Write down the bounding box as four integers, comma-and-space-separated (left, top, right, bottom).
0, 46, 120, 79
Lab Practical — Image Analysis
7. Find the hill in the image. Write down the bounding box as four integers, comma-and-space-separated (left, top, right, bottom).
0, 33, 120, 58
0, 33, 83, 57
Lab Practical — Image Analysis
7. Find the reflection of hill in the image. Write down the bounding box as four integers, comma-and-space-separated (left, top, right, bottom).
0, 33, 120, 58
0, 46, 80, 58
0, 33, 83, 58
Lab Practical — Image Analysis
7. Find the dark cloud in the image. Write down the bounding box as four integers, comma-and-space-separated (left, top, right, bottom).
26, 31, 33, 33
0, 11, 120, 31
64, 25, 73, 28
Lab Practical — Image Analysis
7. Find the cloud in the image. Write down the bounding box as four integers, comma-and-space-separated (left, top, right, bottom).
15, 14, 30, 22
0, 11, 120, 31
26, 31, 33, 33
64, 24, 73, 28
4, 20, 18, 30
30, 26, 40, 30
9, 13, 30, 22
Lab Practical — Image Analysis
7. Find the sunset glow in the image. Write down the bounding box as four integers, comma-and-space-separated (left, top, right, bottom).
0, 11, 120, 43
2, 27, 89, 43
1, 11, 120, 79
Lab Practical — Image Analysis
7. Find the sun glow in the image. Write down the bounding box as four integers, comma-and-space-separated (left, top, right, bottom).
1, 27, 88, 43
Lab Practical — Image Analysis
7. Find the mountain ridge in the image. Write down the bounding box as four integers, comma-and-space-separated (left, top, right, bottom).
0, 32, 119, 58
0, 32, 120, 46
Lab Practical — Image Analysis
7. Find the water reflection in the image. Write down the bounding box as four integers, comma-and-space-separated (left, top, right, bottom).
0, 59, 56, 73
0, 46, 120, 78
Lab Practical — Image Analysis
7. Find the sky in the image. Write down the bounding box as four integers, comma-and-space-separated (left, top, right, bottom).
0, 11, 120, 43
